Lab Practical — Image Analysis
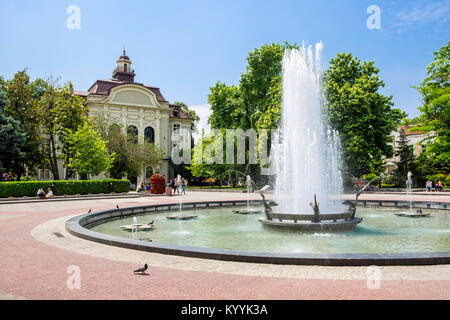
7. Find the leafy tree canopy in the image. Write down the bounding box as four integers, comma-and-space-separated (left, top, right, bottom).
323, 53, 405, 177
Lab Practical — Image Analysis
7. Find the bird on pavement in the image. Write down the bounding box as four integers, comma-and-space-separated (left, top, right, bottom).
133, 264, 148, 274
88, 208, 92, 213
116, 204, 119, 209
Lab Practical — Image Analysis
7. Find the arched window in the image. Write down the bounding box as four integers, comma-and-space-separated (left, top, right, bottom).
173, 109, 179, 117
127, 125, 138, 144
144, 126, 155, 143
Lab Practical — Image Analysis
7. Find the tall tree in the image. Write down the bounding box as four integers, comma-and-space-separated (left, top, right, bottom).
3, 70, 44, 179
393, 128, 416, 187
414, 41, 450, 175
323, 53, 405, 177
38, 80, 87, 179
207, 82, 242, 129
0, 102, 26, 179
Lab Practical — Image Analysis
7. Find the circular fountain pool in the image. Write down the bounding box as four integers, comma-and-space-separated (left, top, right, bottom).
87, 206, 450, 255
65, 201, 450, 266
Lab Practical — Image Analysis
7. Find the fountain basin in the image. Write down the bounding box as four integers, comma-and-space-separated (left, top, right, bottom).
259, 211, 362, 231
66, 200, 450, 266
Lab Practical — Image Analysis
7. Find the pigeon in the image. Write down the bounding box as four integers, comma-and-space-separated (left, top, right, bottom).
116, 204, 119, 209
88, 208, 92, 213
147, 220, 154, 225
133, 263, 148, 274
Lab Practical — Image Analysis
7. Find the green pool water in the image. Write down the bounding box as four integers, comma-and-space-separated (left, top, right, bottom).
88, 207, 450, 254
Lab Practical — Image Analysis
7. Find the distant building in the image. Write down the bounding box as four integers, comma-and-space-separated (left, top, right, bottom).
385, 125, 431, 174
37, 51, 194, 183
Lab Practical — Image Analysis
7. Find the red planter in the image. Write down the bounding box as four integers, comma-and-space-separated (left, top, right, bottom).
150, 174, 166, 194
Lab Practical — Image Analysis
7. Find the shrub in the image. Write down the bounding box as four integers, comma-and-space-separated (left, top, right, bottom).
150, 174, 166, 194
0, 179, 130, 198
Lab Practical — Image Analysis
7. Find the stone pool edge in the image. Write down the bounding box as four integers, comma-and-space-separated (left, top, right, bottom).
65, 199, 450, 266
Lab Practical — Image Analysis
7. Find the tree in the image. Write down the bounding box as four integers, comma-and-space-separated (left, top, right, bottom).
239, 42, 297, 130
207, 82, 242, 129
393, 128, 417, 187
414, 41, 450, 175
187, 129, 235, 187
65, 123, 114, 180
0, 103, 26, 179
2, 70, 45, 179
93, 117, 165, 179
172, 101, 200, 122
38, 80, 87, 180
323, 53, 405, 177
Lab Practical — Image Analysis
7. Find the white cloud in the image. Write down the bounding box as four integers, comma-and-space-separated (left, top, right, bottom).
395, 1, 450, 29
189, 103, 212, 141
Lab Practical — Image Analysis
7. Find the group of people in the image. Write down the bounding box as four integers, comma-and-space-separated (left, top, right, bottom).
169, 175, 188, 195
37, 187, 53, 199
137, 182, 151, 192
426, 179, 444, 192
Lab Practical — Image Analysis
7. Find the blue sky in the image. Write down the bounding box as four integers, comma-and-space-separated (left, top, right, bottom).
1, 0, 448, 126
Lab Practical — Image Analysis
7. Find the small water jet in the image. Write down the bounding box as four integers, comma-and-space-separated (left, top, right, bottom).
120, 216, 156, 233
394, 172, 430, 217
232, 175, 262, 214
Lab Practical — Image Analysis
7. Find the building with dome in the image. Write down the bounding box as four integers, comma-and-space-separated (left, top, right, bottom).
37, 51, 194, 184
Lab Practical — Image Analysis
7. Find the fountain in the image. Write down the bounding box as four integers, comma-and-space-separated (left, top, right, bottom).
167, 175, 198, 220
395, 171, 430, 217
120, 216, 156, 233
259, 43, 362, 231
233, 175, 262, 214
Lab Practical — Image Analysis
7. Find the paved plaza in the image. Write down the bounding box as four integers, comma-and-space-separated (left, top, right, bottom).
0, 191, 449, 300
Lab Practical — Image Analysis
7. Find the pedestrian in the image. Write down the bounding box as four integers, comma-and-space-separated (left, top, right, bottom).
437, 180, 444, 191
426, 179, 432, 192
46, 187, 53, 198
37, 187, 46, 199
171, 178, 177, 194
182, 178, 187, 195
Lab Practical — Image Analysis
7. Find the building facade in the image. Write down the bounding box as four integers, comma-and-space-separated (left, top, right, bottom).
385, 125, 430, 174
37, 51, 193, 183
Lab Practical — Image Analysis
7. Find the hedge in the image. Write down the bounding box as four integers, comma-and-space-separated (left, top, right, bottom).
0, 179, 130, 198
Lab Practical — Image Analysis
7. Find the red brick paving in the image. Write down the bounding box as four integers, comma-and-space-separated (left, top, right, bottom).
0, 196, 449, 300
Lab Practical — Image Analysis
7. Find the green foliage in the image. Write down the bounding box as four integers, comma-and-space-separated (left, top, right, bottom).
172, 101, 200, 121
66, 123, 115, 180
207, 83, 242, 129
392, 128, 417, 187
187, 129, 235, 181
0, 179, 130, 198
37, 79, 87, 179
93, 117, 165, 179
0, 103, 26, 176
323, 53, 405, 177
414, 41, 450, 176
2, 70, 45, 178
